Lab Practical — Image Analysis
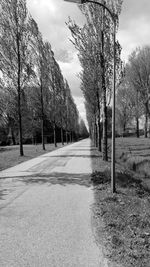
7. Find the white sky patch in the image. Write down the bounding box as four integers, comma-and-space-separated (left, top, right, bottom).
118, 17, 150, 62
58, 52, 82, 97
74, 96, 88, 129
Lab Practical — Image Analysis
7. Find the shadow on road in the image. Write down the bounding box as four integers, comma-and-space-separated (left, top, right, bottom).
20, 172, 92, 188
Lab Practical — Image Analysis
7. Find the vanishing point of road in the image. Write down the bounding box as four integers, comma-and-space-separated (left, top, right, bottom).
0, 139, 107, 267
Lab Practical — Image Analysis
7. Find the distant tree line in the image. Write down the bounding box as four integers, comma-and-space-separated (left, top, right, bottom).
67, 0, 123, 161
116, 46, 150, 138
0, 0, 88, 155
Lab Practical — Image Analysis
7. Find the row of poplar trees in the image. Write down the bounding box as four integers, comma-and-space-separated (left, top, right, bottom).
67, 0, 123, 161
0, 0, 85, 156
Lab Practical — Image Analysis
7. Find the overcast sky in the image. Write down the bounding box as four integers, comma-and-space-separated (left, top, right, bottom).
27, 0, 150, 126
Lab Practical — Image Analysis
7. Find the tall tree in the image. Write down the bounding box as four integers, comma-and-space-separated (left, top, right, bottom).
29, 19, 52, 150
0, 0, 32, 155
67, 0, 123, 160
127, 46, 150, 137
116, 80, 132, 135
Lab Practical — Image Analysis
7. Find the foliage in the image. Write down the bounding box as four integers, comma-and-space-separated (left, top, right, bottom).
0, 0, 87, 151
67, 0, 123, 159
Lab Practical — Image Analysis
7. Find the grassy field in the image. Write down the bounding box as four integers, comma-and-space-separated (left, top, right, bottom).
91, 137, 150, 267
92, 136, 150, 178
115, 137, 150, 177
0, 143, 67, 171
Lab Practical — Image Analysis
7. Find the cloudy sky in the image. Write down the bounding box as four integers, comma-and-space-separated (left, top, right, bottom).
27, 0, 150, 126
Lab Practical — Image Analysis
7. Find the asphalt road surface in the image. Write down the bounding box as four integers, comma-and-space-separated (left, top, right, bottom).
0, 139, 105, 267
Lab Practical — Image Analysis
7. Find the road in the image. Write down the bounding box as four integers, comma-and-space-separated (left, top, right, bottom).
0, 139, 106, 267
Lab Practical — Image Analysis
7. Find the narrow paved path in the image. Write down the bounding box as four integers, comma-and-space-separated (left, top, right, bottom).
0, 139, 104, 267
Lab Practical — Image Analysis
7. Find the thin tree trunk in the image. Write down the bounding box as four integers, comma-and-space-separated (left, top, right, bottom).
97, 89, 101, 152
40, 82, 45, 150
101, 8, 108, 161
123, 122, 126, 135
66, 131, 68, 143
93, 122, 96, 146
17, 33, 24, 156
11, 127, 16, 145
61, 127, 64, 145
145, 103, 148, 138
69, 132, 71, 143
91, 124, 94, 145
53, 122, 57, 147
41, 119, 45, 150
102, 99, 108, 160
136, 90, 140, 138
136, 117, 139, 138
95, 121, 98, 147
98, 120, 102, 152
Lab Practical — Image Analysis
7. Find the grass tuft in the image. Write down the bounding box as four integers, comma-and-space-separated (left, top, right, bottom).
91, 169, 150, 267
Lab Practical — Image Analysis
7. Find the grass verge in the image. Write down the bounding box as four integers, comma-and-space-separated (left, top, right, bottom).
114, 137, 150, 178
0, 143, 67, 171
91, 169, 150, 267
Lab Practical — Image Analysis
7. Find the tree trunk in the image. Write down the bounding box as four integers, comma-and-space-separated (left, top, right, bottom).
41, 119, 45, 150
123, 122, 126, 135
145, 103, 148, 138
69, 132, 71, 143
91, 124, 95, 145
102, 100, 108, 161
94, 121, 98, 147
70, 132, 72, 143
40, 82, 45, 150
61, 127, 64, 145
66, 131, 68, 144
98, 120, 102, 152
53, 123, 57, 147
97, 89, 101, 152
17, 33, 24, 156
101, 10, 108, 161
11, 127, 16, 145
136, 117, 139, 138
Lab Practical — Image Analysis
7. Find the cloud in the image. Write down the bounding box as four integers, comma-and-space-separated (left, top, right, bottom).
27, 0, 84, 52
74, 96, 88, 128
54, 49, 73, 63
27, 0, 150, 125
58, 53, 82, 97
27, 0, 84, 120
118, 0, 150, 61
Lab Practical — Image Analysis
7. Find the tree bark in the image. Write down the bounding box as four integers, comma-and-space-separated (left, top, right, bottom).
98, 120, 102, 152
102, 99, 108, 160
136, 117, 139, 138
66, 131, 68, 144
11, 126, 16, 145
61, 127, 64, 145
94, 120, 98, 147
123, 122, 126, 135
145, 103, 148, 138
101, 8, 108, 161
17, 32, 24, 156
96, 89, 101, 152
53, 122, 57, 147
40, 82, 45, 150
